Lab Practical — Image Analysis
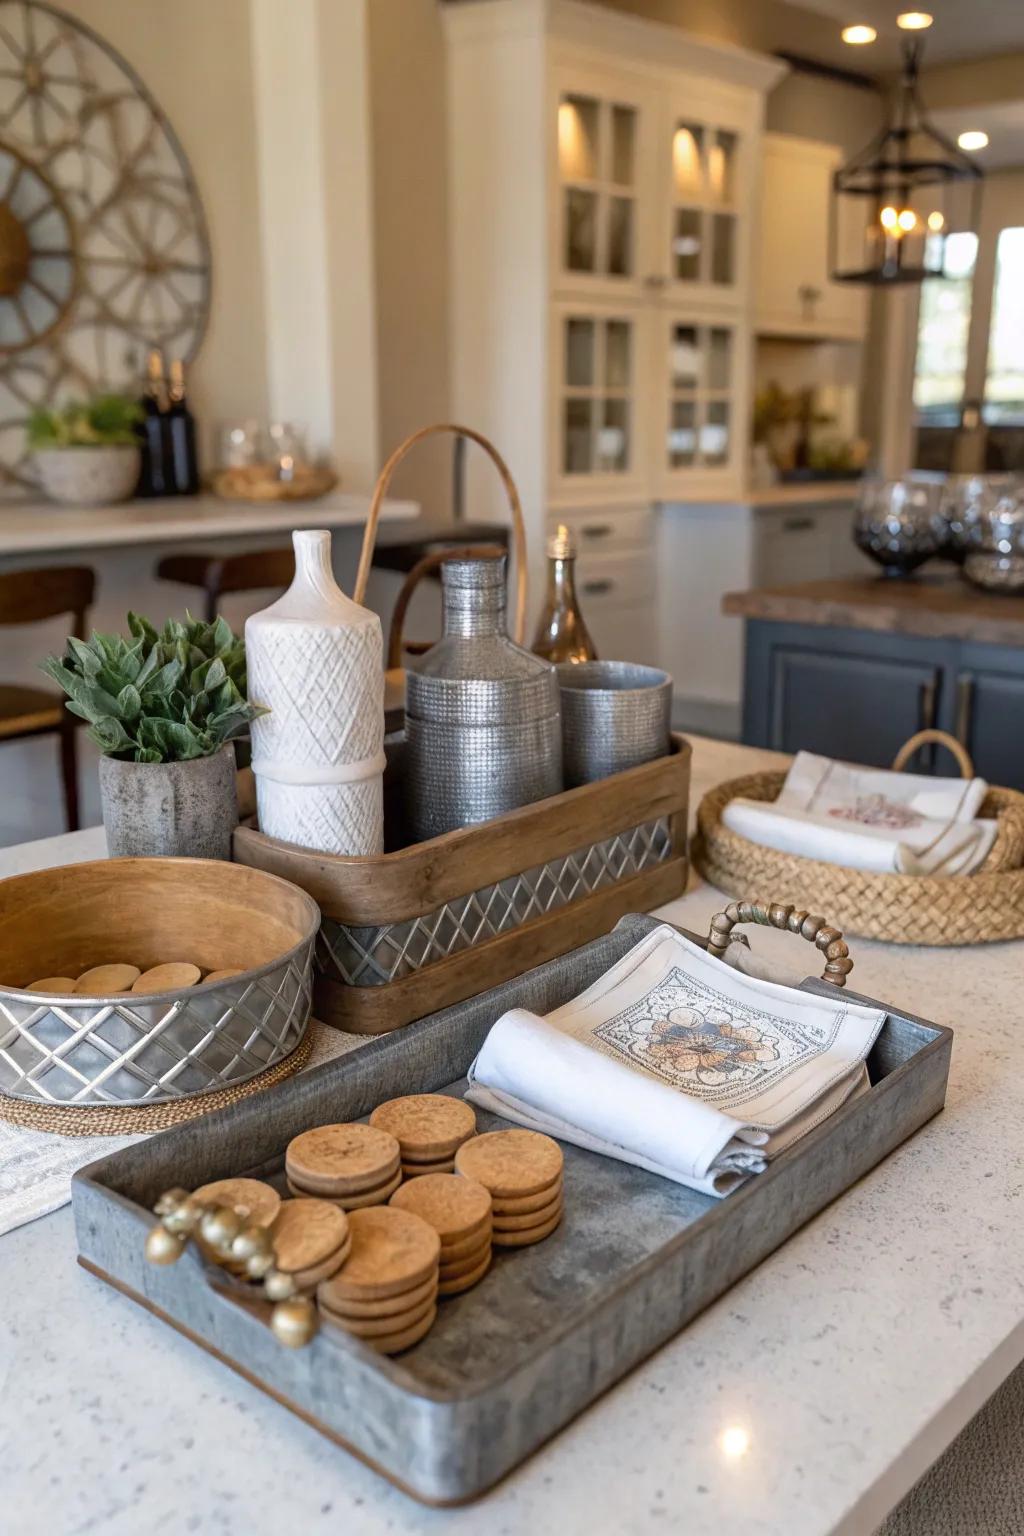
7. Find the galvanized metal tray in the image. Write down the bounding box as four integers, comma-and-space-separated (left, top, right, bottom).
72, 914, 952, 1505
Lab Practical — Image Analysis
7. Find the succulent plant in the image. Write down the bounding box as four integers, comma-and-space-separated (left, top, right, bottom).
28, 394, 143, 449
41, 612, 269, 763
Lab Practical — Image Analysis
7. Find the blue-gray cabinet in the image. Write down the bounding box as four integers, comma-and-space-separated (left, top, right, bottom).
740, 620, 1024, 789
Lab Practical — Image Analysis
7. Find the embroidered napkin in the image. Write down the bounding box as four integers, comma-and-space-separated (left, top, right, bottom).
467, 924, 885, 1198
723, 750, 996, 876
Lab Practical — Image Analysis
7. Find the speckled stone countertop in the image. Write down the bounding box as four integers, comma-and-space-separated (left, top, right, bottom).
2, 736, 1023, 1535
724, 572, 1024, 648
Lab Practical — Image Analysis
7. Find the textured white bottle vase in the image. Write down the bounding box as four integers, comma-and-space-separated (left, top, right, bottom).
245, 529, 385, 854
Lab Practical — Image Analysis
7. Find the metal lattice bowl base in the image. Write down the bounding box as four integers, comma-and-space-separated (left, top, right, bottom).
233, 735, 691, 1034
0, 859, 318, 1107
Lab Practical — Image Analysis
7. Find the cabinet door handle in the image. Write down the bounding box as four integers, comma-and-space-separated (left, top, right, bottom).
782, 516, 815, 532
643, 273, 668, 290
583, 579, 614, 595
581, 523, 613, 539
955, 674, 974, 747
919, 677, 937, 733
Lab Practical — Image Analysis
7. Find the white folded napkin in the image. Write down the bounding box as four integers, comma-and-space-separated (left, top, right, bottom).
722, 751, 995, 877
467, 924, 886, 1198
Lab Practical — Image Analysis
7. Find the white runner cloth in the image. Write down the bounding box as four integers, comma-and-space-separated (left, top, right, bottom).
467, 924, 885, 1198
723, 750, 996, 877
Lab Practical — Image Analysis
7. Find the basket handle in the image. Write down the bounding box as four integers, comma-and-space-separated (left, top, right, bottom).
353, 423, 528, 644
385, 543, 508, 669
891, 729, 974, 778
706, 899, 853, 988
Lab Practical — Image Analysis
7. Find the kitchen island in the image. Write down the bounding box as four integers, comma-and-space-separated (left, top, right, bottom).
725, 572, 1024, 788
2, 733, 1024, 1535
0, 492, 418, 842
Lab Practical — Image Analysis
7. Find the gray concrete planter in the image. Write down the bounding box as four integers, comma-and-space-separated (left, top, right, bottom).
34, 444, 140, 506
99, 745, 238, 860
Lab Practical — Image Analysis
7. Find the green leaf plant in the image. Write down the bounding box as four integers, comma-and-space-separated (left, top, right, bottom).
41, 612, 269, 764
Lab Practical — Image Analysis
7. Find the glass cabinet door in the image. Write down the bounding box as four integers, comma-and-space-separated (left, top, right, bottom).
558, 312, 635, 481
557, 90, 639, 284
665, 319, 735, 475
668, 119, 740, 293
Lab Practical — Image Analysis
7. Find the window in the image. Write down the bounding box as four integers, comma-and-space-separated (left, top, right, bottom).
912, 232, 977, 425
984, 226, 1024, 425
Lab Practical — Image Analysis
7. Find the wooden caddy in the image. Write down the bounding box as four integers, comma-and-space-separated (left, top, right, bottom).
233, 735, 691, 1034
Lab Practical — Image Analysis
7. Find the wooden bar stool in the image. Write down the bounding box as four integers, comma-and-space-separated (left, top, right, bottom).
0, 565, 95, 832
155, 547, 296, 624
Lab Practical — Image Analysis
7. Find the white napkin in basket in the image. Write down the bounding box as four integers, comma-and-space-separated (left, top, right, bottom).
722, 751, 996, 877
466, 924, 885, 1198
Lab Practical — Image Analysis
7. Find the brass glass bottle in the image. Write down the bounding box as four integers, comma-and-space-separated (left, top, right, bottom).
531, 524, 597, 664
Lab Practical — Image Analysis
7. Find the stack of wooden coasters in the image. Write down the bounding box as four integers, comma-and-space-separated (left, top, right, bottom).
455, 1129, 564, 1247
390, 1172, 493, 1296
269, 1197, 351, 1294
317, 1206, 441, 1353
285, 1123, 401, 1210
193, 1177, 282, 1273
369, 1094, 477, 1178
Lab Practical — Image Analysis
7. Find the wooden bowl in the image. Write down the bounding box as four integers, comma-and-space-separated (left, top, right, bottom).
0, 859, 320, 1106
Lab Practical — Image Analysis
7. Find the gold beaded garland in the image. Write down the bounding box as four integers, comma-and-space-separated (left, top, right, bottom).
271, 1297, 319, 1348
144, 1224, 186, 1266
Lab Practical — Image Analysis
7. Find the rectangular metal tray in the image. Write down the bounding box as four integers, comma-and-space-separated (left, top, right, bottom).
72, 914, 952, 1506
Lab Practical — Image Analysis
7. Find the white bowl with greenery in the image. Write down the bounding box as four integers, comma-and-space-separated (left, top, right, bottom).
30, 395, 143, 506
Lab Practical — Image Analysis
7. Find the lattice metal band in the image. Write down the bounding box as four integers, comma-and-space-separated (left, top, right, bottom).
0, 942, 314, 1105
316, 817, 673, 987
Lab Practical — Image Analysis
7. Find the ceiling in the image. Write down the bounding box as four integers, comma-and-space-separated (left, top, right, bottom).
796, 0, 1024, 68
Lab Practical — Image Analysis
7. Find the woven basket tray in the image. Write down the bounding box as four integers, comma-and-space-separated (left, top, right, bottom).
692, 735, 1024, 947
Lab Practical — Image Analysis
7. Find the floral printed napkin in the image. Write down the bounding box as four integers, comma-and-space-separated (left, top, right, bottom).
467, 924, 885, 1198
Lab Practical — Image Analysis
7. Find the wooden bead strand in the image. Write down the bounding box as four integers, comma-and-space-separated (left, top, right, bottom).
706, 898, 853, 987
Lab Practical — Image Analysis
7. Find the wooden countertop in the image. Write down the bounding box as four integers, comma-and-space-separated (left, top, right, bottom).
723, 571, 1024, 648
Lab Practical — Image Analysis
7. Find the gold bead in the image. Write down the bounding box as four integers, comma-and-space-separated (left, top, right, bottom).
264, 1267, 298, 1302
154, 1187, 190, 1217
245, 1249, 275, 1280
270, 1297, 318, 1348
198, 1205, 242, 1251
163, 1197, 201, 1236
231, 1224, 272, 1263
145, 1224, 186, 1266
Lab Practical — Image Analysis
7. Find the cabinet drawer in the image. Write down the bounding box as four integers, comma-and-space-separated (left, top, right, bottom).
548, 506, 653, 551
754, 507, 835, 587
575, 548, 655, 608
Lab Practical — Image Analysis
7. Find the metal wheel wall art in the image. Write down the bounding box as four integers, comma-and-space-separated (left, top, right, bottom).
0, 0, 211, 491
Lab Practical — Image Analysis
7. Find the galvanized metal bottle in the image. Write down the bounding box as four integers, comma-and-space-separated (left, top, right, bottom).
405, 556, 562, 840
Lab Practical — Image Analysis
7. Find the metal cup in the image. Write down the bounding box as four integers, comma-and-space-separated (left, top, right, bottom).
557, 660, 672, 787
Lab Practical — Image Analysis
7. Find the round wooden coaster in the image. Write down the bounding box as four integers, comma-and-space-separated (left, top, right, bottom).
270, 1198, 350, 1274
401, 1136, 476, 1166
438, 1236, 491, 1281
203, 968, 244, 984
492, 1193, 563, 1233
438, 1249, 492, 1297
193, 1177, 281, 1229
317, 1271, 438, 1321
288, 1167, 402, 1210
389, 1172, 492, 1243
74, 963, 141, 994
491, 1175, 563, 1217
491, 1206, 563, 1248
290, 1233, 351, 1292
320, 1205, 440, 1302
369, 1094, 476, 1160
322, 1290, 436, 1340
369, 1303, 438, 1355
131, 962, 202, 995
285, 1123, 400, 1196
24, 977, 77, 994
400, 1158, 456, 1178
454, 1129, 563, 1199
440, 1220, 494, 1264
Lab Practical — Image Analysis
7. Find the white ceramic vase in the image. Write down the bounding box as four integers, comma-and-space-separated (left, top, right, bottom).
245, 529, 385, 855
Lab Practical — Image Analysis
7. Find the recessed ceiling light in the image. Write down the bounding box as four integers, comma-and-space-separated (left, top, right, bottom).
897, 11, 933, 28
958, 130, 989, 152
841, 24, 877, 44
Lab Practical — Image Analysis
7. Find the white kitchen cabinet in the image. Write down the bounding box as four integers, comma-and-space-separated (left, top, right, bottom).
755, 134, 868, 341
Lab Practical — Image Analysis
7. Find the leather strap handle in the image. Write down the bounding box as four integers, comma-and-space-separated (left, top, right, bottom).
706, 899, 853, 988
892, 729, 973, 779
353, 423, 528, 644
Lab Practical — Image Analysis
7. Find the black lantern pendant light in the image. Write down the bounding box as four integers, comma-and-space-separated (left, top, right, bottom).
831, 29, 983, 285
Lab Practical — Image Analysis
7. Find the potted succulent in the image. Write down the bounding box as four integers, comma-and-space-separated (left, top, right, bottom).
29, 394, 143, 506
42, 612, 269, 859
